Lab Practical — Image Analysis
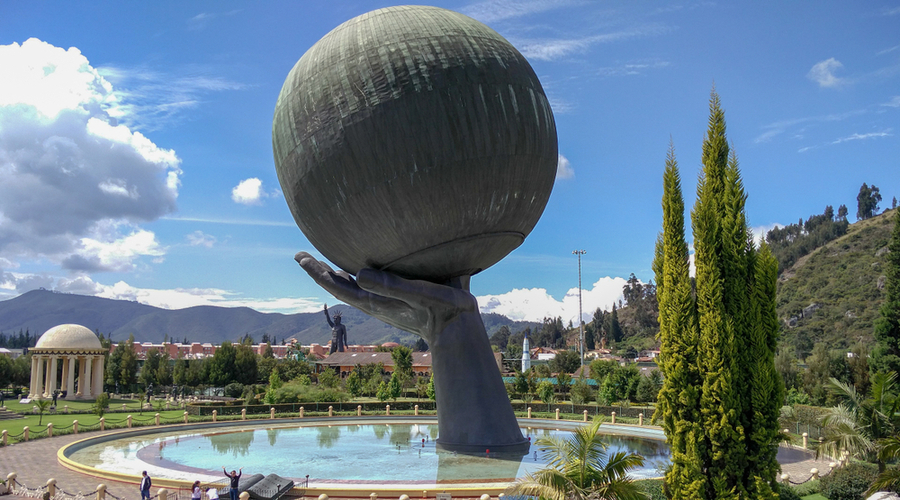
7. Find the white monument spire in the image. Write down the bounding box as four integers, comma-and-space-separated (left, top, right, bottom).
522, 335, 531, 372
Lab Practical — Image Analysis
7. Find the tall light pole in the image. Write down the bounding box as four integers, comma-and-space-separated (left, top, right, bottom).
573, 249, 586, 369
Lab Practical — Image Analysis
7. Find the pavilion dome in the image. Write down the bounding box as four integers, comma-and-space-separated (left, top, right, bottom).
35, 324, 102, 350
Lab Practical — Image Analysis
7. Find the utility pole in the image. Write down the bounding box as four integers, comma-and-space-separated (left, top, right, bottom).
573, 249, 586, 369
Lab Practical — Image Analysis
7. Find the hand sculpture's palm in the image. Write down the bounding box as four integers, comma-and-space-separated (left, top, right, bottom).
295, 251, 528, 453
296, 252, 474, 344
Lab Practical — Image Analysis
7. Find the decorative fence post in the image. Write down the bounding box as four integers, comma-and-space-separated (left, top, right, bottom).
271, 408, 276, 419
583, 410, 588, 422
73, 420, 79, 434
47, 423, 53, 437
46, 478, 57, 496
414, 405, 419, 416
299, 407, 304, 418
554, 408, 560, 420
155, 413, 160, 426
357, 405, 362, 417
1, 430, 7, 445
6, 473, 17, 492
527, 407, 531, 418
97, 484, 107, 500
241, 409, 247, 420
184, 411, 189, 424
64, 405, 69, 413
611, 412, 616, 424
810, 468, 819, 480
802, 432, 808, 449
370, 493, 377, 500
239, 493, 250, 500
23, 426, 29, 441
780, 473, 789, 485
328, 406, 333, 417
122, 404, 127, 411
212, 410, 218, 422
158, 488, 169, 500
386, 405, 390, 416
127, 415, 132, 428
639, 413, 644, 426
100, 417, 105, 431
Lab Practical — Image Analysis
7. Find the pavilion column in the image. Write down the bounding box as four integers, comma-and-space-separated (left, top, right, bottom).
77, 356, 86, 397
48, 355, 59, 396
92, 356, 104, 396
43, 356, 52, 397
36, 356, 46, 398
29, 356, 39, 398
66, 355, 76, 396
83, 355, 93, 399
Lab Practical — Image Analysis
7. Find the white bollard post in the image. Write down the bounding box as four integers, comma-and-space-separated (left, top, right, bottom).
386, 405, 390, 416
611, 412, 616, 424
328, 406, 333, 417
46, 479, 57, 496
127, 415, 132, 428
155, 413, 160, 426
241, 408, 247, 420
23, 426, 29, 441
47, 422, 53, 437
583, 410, 588, 422
184, 411, 189, 424
212, 410, 218, 422
299, 407, 304, 418
639, 413, 644, 426
415, 405, 419, 416
527, 407, 532, 418
357, 405, 362, 417
73, 420, 79, 434
810, 468, 819, 480
96, 484, 107, 500
100, 417, 105, 431
802, 432, 808, 449
271, 408, 276, 419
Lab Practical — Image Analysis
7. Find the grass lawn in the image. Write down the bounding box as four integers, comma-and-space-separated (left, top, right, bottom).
801, 494, 827, 500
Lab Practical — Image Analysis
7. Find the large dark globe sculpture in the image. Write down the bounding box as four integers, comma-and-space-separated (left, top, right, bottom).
272, 5, 557, 282
274, 5, 557, 454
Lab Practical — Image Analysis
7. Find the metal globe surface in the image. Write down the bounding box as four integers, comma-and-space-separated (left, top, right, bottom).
273, 5, 557, 282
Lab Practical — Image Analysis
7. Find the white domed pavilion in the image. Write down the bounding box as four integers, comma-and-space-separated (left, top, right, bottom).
29, 324, 107, 400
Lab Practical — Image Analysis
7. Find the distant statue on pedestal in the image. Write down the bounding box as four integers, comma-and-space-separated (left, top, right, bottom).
324, 304, 347, 354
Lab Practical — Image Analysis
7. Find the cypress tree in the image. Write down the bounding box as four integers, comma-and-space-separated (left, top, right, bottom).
873, 207, 900, 374
657, 90, 782, 499
654, 142, 706, 499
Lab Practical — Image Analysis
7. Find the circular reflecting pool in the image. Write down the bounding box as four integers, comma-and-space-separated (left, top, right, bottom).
65, 418, 671, 487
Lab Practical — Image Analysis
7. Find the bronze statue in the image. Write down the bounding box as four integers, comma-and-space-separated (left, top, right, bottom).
324, 304, 347, 353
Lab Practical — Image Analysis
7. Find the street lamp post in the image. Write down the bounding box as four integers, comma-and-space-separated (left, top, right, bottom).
573, 249, 586, 369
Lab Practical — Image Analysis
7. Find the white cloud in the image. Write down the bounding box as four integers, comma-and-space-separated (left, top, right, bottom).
478, 276, 627, 324
515, 25, 667, 61
462, 0, 581, 22
807, 58, 845, 88
186, 230, 217, 248
556, 154, 574, 179
832, 129, 893, 144
0, 38, 180, 272
232, 178, 267, 205
881, 96, 900, 107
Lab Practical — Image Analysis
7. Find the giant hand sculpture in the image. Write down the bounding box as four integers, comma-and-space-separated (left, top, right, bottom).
297, 252, 528, 453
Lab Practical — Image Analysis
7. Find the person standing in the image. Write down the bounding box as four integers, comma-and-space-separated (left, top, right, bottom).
191, 481, 202, 500
140, 471, 152, 500
222, 466, 242, 500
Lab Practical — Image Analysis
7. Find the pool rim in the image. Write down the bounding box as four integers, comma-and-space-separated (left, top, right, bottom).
58, 416, 667, 497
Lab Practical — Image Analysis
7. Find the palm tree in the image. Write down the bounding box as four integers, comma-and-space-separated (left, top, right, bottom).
34, 398, 51, 426
867, 435, 900, 495
818, 372, 900, 472
506, 418, 647, 500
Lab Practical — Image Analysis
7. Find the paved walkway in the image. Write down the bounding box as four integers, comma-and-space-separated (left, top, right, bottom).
0, 430, 151, 500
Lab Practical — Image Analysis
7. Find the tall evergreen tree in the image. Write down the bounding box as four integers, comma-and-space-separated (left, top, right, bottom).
872, 207, 900, 374
656, 91, 782, 499
654, 141, 706, 499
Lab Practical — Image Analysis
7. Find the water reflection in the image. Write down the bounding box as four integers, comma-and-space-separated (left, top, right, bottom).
206, 429, 255, 457
316, 426, 341, 448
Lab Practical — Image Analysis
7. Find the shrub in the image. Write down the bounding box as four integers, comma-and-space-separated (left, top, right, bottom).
569, 378, 594, 405
635, 479, 665, 500
271, 381, 349, 403
93, 392, 110, 417
819, 462, 878, 500
776, 483, 802, 500
224, 383, 244, 398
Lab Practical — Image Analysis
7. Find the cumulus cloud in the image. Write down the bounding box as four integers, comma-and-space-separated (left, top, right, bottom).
478, 276, 627, 324
807, 58, 845, 88
751, 223, 783, 246
0, 38, 180, 271
557, 154, 574, 179
232, 178, 269, 205
186, 230, 217, 248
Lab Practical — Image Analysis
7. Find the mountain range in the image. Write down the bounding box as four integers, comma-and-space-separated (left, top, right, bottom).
0, 288, 536, 346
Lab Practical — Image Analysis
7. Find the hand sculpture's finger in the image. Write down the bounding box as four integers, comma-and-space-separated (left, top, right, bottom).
294, 252, 421, 332
357, 268, 474, 312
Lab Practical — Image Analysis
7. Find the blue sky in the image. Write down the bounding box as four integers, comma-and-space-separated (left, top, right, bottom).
0, 1, 897, 324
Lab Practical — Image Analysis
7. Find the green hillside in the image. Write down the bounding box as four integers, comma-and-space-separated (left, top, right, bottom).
777, 208, 896, 358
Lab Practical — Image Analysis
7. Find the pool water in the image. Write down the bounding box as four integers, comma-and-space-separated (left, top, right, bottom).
69, 422, 671, 484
